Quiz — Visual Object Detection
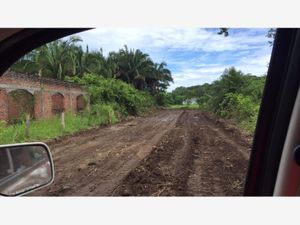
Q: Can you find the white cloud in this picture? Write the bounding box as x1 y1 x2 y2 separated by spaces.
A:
168 56 270 91
73 28 272 91
169 66 227 91
79 28 269 54
240 54 271 67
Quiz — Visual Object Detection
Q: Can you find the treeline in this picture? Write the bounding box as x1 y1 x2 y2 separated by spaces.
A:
2 35 165 143
166 67 266 133
9 35 266 133
9 35 174 120
10 36 173 98
166 85 203 105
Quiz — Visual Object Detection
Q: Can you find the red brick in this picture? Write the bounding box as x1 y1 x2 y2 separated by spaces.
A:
0 72 88 122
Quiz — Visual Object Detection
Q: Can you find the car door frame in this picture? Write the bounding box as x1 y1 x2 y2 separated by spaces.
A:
244 28 300 196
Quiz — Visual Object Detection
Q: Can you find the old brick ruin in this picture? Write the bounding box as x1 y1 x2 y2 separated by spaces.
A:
0 72 88 123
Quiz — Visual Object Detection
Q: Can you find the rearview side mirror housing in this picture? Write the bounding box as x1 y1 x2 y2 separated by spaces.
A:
0 142 54 196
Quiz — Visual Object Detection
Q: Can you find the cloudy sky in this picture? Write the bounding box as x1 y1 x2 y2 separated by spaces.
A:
76 28 273 91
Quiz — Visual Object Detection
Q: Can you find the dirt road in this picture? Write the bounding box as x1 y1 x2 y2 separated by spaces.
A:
33 110 251 196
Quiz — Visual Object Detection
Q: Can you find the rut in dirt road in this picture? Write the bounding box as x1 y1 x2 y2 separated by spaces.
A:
33 110 182 196
33 109 251 196
114 110 251 196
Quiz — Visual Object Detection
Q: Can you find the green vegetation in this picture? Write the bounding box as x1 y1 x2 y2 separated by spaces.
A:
167 104 199 110
11 36 173 109
167 67 266 133
6 34 267 138
0 109 118 145
0 74 156 145
165 86 201 106
66 73 155 116
10 38 173 98
3 36 172 144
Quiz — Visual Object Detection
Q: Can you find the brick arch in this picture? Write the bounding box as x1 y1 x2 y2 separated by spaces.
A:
76 94 86 112
51 92 64 115
8 89 35 123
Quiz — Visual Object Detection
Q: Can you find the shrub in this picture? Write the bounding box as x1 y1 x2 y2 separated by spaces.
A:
90 104 118 124
217 93 259 133
66 73 155 116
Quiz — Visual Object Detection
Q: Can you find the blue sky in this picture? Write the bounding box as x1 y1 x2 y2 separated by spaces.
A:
76 28 272 91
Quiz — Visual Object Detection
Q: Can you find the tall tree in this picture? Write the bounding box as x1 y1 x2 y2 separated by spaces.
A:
10 37 173 95
11 36 82 80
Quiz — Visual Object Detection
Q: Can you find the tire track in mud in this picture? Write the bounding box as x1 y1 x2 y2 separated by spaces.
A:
114 110 251 196
32 109 251 196
32 110 182 196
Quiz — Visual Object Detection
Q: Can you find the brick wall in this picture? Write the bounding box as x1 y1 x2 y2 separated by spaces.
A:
76 95 86 111
0 89 8 122
7 89 35 123
0 72 88 122
51 93 64 114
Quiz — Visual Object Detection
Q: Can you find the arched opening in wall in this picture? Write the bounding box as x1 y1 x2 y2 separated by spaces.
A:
76 94 86 112
51 92 64 115
8 89 35 123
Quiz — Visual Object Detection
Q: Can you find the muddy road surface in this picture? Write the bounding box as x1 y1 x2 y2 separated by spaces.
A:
33 110 251 196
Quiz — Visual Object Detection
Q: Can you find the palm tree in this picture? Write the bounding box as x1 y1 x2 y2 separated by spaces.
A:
11 47 47 76
10 37 174 94
145 62 173 94
43 36 82 79
113 46 156 90
68 46 106 77
156 61 173 89
101 52 119 78
11 36 83 80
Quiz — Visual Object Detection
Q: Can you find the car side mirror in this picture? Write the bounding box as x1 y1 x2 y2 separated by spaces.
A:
0 142 54 196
